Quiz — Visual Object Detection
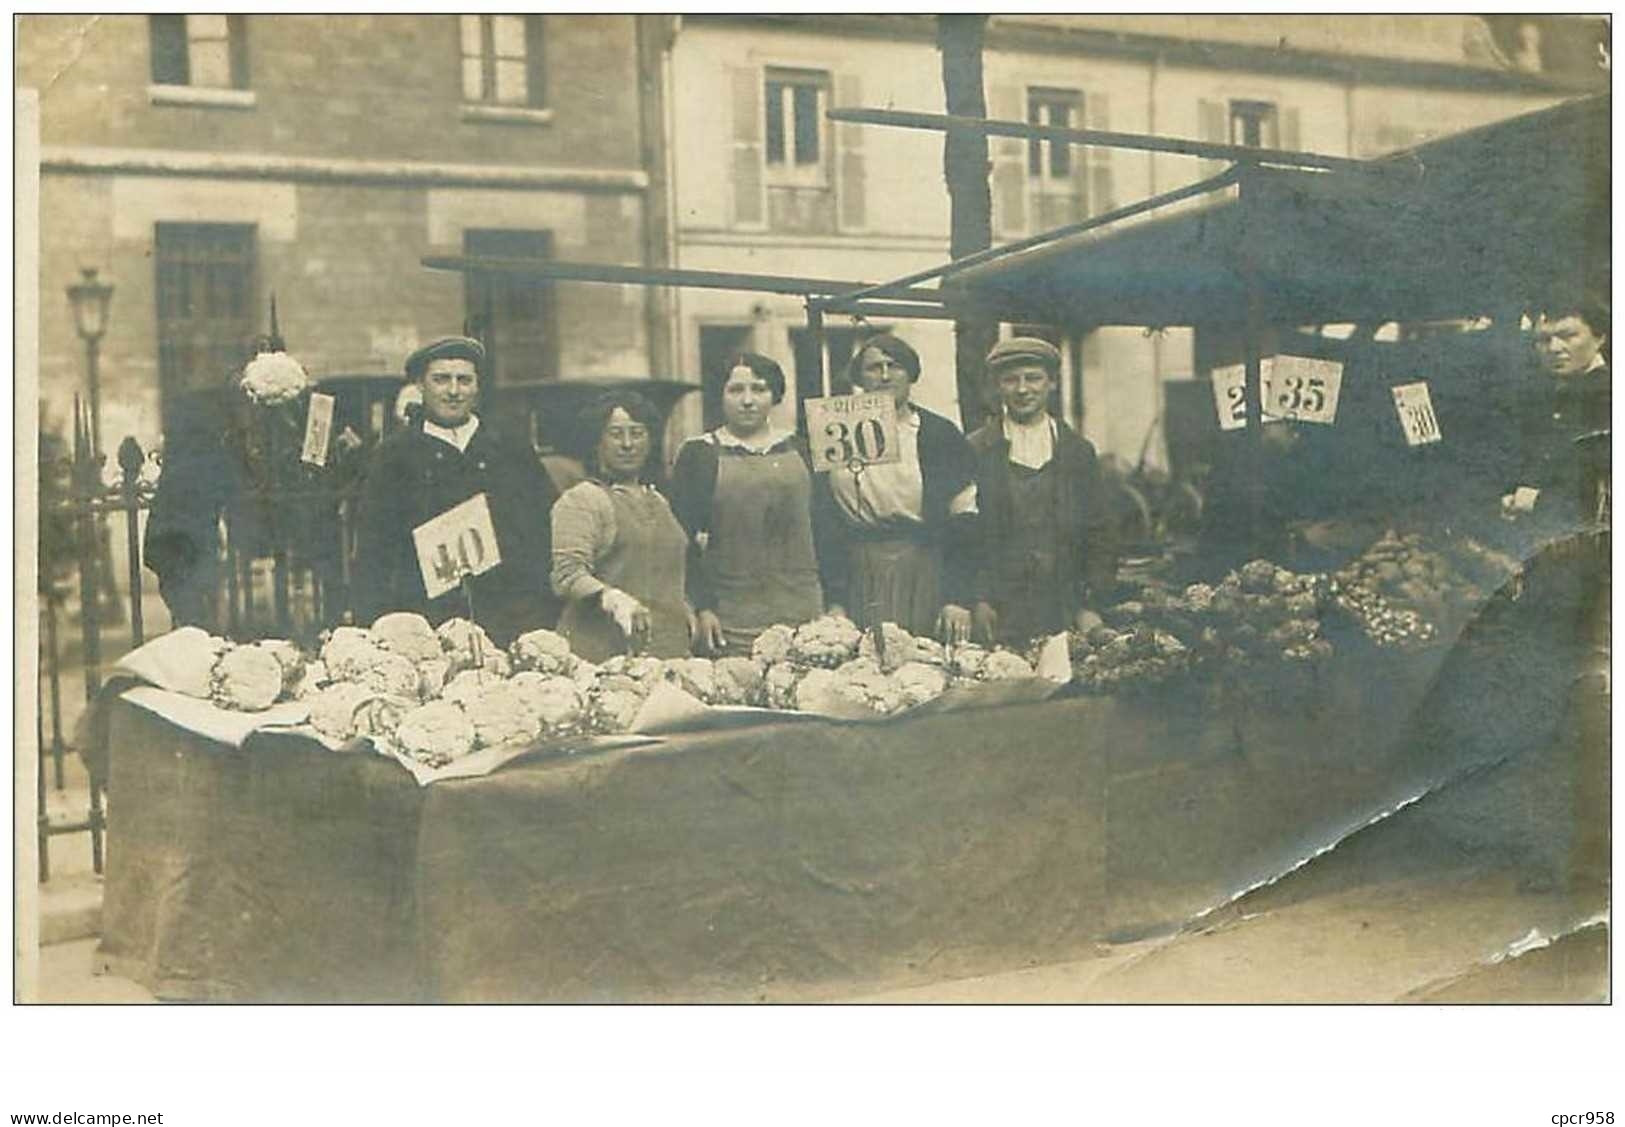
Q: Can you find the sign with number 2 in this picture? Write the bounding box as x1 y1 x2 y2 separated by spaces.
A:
1391 381 1442 446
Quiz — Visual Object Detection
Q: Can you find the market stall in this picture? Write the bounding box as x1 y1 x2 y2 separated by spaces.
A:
94 96 1606 1004
95 594 1519 1003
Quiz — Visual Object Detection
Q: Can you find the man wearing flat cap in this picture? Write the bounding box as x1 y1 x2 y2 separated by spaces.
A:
964 337 1118 646
352 336 560 644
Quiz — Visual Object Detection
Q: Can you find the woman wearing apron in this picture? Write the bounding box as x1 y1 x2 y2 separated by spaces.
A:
550 391 692 662
670 352 830 654
819 333 980 644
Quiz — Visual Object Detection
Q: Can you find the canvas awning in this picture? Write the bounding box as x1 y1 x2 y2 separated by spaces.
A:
945 94 1609 329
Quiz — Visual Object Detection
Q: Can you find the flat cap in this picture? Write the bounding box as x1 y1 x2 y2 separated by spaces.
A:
405 335 485 380
986 336 1062 373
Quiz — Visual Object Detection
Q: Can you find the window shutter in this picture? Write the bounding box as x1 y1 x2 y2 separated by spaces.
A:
1280 106 1301 153
989 83 1028 239
525 16 547 109
729 66 766 229
1198 98 1227 179
835 73 867 232
1084 91 1115 217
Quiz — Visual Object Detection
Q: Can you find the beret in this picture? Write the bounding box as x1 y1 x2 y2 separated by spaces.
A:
986 336 1062 373
405 336 485 380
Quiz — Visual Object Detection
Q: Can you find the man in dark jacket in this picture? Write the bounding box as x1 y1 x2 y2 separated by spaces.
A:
966 337 1118 646
352 336 559 646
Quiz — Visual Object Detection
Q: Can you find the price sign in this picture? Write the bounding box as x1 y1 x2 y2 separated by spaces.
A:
412 493 503 599
1267 356 1343 424
804 392 901 473
301 392 336 466
1211 364 1281 431
1391 381 1442 447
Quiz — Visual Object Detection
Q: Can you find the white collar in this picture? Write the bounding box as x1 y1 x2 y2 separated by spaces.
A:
1001 412 1056 470
423 415 480 452
711 425 793 453
1586 353 1608 374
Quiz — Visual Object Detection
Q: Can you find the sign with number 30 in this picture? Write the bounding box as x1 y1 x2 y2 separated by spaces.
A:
804 392 901 473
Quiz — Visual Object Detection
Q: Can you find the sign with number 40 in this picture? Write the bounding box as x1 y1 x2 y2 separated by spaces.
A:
412 493 503 599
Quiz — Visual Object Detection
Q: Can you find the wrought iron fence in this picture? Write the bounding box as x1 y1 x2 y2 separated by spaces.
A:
37 397 361 882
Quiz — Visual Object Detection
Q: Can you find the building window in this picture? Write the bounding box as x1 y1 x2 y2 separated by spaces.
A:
763 68 835 233
149 14 250 89
155 223 258 411
462 229 558 386
461 15 546 108
1229 100 1279 149
1027 87 1088 229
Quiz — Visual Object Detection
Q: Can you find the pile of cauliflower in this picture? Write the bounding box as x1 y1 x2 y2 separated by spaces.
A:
1070 559 1333 691
752 614 1032 718
1328 531 1512 649
304 617 589 768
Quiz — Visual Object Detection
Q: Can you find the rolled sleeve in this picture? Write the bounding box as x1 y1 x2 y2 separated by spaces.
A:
550 485 614 602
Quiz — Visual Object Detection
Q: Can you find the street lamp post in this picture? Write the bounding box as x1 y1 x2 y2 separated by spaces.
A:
66 267 114 453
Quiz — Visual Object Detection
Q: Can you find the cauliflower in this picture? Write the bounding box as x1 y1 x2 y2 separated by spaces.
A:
791 668 841 713
165 631 232 699
210 645 285 711
666 657 720 703
357 695 416 742
751 624 796 666
856 622 919 674
357 652 422 700
463 681 542 749
239 350 310 407
712 657 763 706
589 688 644 734
394 700 477 767
831 658 907 714
510 628 576 675
893 661 948 708
437 618 510 676
911 637 946 667
370 612 442 664
980 650 1036 681
946 643 988 681
441 668 508 708
1182 583 1217 614
252 639 307 696
416 657 453 701
308 682 377 742
1239 559 1279 594
510 672 585 734
762 662 802 709
790 614 862 668
320 627 390 682
289 658 330 701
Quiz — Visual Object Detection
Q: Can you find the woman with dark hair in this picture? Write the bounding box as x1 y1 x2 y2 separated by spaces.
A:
550 390 691 660
670 352 831 652
820 333 979 642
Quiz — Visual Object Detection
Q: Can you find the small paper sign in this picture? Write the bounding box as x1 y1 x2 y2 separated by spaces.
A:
412 493 502 599
1391 381 1443 446
804 392 901 473
1267 356 1343 424
301 392 336 466
1211 364 1281 431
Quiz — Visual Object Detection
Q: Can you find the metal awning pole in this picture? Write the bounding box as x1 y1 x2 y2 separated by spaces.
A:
807 301 829 398
827 107 1396 177
1238 167 1266 552
817 166 1241 314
